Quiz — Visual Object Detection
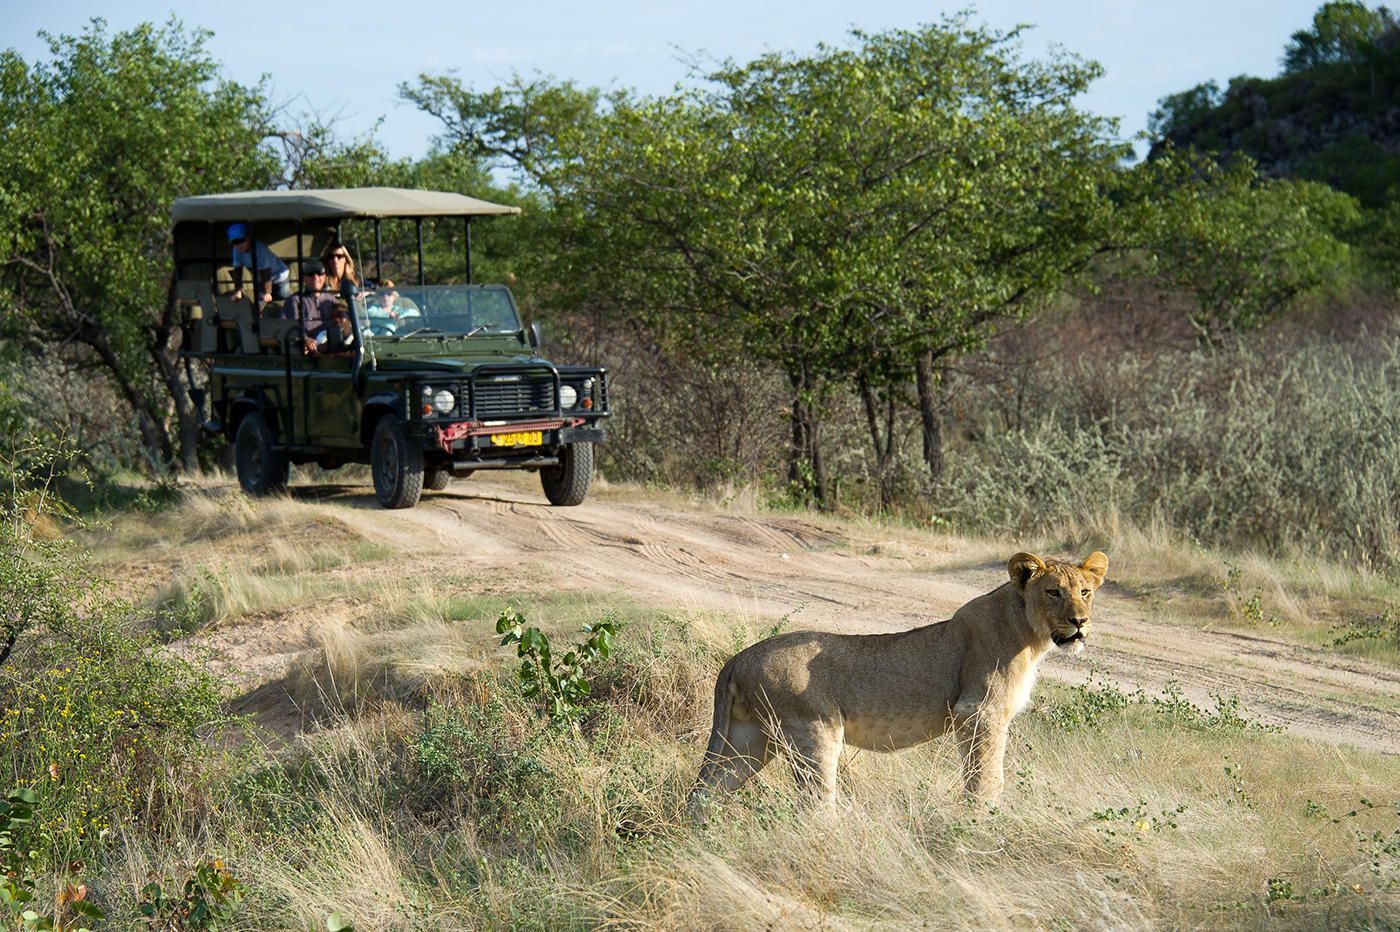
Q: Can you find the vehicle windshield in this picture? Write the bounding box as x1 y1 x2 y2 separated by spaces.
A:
356 283 521 339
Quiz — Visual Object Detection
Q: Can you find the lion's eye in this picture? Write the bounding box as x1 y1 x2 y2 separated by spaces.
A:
1046 588 1061 599
1082 589 1091 598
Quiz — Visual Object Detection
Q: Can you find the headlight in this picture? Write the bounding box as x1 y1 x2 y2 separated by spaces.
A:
559 385 578 409
420 385 457 416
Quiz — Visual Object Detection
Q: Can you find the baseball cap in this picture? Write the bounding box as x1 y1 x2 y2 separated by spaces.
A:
226 223 249 243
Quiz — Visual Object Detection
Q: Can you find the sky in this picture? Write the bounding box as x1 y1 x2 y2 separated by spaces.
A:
7 0 1326 162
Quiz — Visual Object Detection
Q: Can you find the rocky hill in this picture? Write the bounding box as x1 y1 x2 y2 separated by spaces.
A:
1149 26 1400 208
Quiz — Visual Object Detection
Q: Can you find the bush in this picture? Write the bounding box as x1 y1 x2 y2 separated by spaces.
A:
0 437 235 868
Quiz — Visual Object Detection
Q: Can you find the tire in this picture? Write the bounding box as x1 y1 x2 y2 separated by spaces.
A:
541 442 593 506
423 466 451 491
234 412 290 495
371 414 424 509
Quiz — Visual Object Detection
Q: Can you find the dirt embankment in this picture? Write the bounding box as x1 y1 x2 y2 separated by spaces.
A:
191 473 1400 755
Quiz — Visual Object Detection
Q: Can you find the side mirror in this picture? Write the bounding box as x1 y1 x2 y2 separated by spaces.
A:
528 321 542 350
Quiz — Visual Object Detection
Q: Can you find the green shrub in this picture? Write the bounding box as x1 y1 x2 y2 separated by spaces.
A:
1 436 236 867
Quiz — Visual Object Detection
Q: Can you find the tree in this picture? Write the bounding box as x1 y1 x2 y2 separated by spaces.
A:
1148 80 1223 141
0 19 278 473
1283 1 1397 73
1146 152 1359 343
408 19 1126 504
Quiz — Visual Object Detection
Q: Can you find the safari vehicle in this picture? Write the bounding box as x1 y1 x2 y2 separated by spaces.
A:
172 187 610 508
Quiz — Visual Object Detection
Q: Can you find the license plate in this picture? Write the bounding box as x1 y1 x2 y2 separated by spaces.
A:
490 430 543 447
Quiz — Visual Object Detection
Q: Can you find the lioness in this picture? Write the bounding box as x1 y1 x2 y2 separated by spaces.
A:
689 550 1107 813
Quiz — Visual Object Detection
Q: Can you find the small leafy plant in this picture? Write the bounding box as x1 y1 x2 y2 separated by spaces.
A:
138 859 245 930
495 608 621 726
0 787 104 931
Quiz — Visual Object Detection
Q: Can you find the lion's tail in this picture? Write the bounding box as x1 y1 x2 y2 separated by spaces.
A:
697 658 737 780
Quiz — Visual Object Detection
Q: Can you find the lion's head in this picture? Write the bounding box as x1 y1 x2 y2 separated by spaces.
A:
1008 551 1108 654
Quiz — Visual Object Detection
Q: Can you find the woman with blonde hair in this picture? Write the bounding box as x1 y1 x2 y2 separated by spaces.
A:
321 240 359 293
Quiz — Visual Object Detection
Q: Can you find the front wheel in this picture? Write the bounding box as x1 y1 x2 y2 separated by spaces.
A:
541 442 593 506
423 466 451 491
234 412 289 495
371 415 423 509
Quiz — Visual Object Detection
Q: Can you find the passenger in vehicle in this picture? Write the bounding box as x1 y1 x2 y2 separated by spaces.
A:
364 280 401 333
228 223 291 307
321 240 360 294
276 259 337 353
311 301 356 354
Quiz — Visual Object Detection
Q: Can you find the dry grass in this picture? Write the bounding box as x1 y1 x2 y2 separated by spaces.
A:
75 481 1400 928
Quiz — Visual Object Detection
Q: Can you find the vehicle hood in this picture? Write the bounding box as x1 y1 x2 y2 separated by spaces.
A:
369 354 546 374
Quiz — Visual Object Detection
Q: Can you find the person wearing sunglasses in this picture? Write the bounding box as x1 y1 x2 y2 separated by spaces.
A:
275 258 338 353
227 222 290 307
320 240 359 294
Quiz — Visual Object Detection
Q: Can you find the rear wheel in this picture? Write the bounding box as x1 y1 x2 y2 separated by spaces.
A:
423 466 451 491
541 442 593 506
234 412 289 495
371 415 423 509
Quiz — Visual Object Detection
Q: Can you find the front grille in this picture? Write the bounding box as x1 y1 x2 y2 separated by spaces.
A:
474 378 554 418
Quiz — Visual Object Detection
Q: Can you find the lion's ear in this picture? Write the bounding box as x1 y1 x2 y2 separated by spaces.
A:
1079 551 1108 588
1008 552 1046 590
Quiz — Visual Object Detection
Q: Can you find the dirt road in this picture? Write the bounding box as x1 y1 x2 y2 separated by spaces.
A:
308 471 1400 757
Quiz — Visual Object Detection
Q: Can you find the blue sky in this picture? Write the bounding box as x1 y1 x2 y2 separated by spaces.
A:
8 0 1325 161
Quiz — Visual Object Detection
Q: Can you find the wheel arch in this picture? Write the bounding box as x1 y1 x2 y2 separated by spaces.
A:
360 393 403 448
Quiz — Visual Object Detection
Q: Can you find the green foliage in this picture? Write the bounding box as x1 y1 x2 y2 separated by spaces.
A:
410 16 1126 502
1148 80 1222 139
1283 1 1397 73
406 695 559 836
494 608 620 726
1144 152 1359 343
0 19 278 472
1 438 234 867
138 859 245 930
1330 607 1400 648
0 787 105 931
1042 678 1280 734
1091 799 1188 837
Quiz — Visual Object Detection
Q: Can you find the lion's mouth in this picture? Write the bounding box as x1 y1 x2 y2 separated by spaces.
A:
1052 630 1085 647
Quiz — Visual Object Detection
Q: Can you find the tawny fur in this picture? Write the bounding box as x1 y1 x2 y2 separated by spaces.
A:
689 551 1108 815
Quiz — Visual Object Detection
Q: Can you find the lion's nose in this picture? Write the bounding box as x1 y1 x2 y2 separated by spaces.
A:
1069 616 1088 630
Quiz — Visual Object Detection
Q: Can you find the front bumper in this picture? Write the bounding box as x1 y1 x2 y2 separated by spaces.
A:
428 417 607 459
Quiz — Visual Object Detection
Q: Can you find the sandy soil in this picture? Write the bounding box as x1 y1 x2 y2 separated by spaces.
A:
181 471 1400 755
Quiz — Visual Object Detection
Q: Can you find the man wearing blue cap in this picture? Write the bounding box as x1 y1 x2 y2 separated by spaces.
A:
227 222 290 308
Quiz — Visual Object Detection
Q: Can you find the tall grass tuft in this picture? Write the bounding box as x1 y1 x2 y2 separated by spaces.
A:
935 337 1400 569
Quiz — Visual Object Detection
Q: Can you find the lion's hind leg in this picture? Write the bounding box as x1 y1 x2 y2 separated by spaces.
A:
687 718 773 822
779 720 843 808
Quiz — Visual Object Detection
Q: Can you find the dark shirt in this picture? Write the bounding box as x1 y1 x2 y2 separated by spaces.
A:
277 291 337 327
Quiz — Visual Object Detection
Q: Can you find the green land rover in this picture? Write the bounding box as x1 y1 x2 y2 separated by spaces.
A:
173 187 610 508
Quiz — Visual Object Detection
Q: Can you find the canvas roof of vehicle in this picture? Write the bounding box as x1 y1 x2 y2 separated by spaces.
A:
171 186 521 223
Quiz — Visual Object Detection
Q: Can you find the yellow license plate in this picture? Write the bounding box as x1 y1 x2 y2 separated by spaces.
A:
490 430 543 447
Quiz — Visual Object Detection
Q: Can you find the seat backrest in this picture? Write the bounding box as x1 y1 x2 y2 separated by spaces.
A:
215 295 260 354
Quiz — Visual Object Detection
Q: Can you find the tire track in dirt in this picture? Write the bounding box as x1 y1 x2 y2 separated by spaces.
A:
323 475 1399 756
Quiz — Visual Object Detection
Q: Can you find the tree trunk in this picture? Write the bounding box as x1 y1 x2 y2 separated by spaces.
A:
787 365 829 507
915 350 946 483
858 374 897 510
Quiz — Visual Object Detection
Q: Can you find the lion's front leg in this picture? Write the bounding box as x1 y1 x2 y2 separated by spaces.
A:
952 701 1010 800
